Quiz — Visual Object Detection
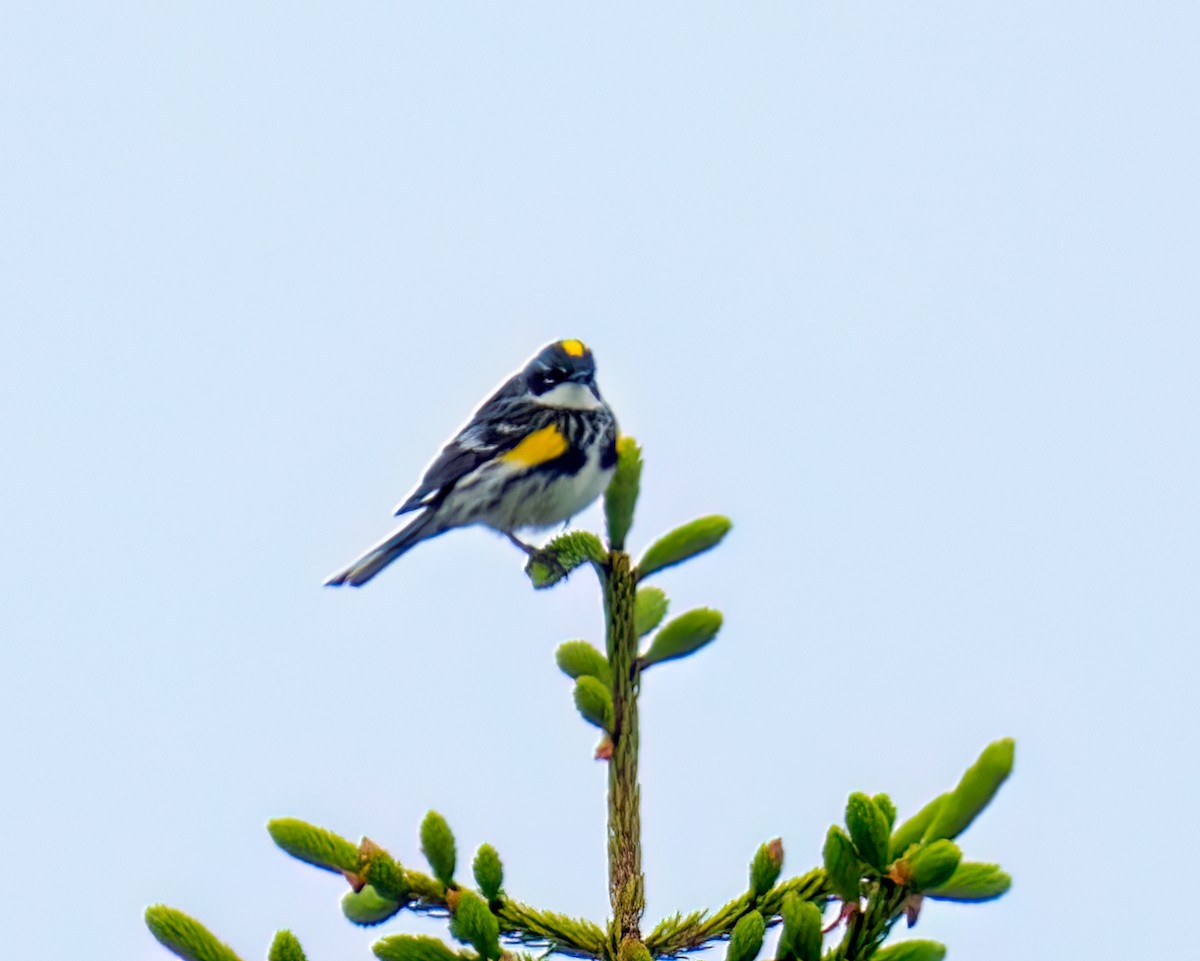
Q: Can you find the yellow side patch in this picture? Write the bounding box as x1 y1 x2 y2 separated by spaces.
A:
501 424 568 467
559 338 586 357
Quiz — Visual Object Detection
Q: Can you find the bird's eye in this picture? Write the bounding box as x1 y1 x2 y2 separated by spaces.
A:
542 371 562 387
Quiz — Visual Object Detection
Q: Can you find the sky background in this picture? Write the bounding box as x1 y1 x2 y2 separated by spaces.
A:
2 4 1197 960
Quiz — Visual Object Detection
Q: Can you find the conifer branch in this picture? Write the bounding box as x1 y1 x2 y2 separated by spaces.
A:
825 882 910 961
643 871 827 957
376 865 607 956
144 436 1012 961
498 902 608 957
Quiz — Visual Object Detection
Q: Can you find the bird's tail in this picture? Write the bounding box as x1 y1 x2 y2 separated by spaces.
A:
324 512 444 588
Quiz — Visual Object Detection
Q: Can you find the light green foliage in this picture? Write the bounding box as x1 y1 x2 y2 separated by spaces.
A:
449 890 502 960
634 586 669 636
637 515 731 578
845 793 890 871
555 640 611 685
872 793 897 833
420 811 457 886
619 940 653 961
605 436 642 550
374 935 464 961
726 910 766 961
361 847 407 903
926 861 1012 902
926 738 1014 841
872 940 947 961
268 931 308 961
145 906 242 961
573 675 614 731
777 894 822 961
145 437 1011 961
472 844 504 900
889 794 947 861
503 905 607 954
267 818 360 874
640 608 721 668
526 531 605 588
342 886 403 926
749 839 783 897
907 840 962 891
822 826 864 901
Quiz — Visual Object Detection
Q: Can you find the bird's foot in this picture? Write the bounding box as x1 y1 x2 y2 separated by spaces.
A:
509 533 570 587
505 532 538 556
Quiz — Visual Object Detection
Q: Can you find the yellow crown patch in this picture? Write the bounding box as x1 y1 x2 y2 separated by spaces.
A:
559 339 586 357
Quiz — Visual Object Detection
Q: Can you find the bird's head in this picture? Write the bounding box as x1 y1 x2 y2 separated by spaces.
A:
524 339 603 409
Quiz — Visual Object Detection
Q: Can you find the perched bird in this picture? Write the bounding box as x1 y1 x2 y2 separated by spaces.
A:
325 339 618 587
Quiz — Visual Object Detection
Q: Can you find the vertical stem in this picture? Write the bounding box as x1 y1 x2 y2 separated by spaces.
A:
605 551 644 948
830 885 906 961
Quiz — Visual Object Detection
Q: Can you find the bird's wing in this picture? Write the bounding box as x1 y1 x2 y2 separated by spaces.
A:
392 382 546 516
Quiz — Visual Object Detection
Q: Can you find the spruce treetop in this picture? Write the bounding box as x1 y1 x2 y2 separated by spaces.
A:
147 438 1013 961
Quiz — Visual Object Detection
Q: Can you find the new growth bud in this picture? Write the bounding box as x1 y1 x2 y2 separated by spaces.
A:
777 893 822 961
526 532 606 589
605 436 642 550
267 818 360 875
556 640 611 685
358 839 407 904
472 844 504 901
822 826 864 902
634 586 669 636
342 887 403 927
872 793 897 832
926 739 1014 842
638 515 732 578
269 930 308 961
906 840 963 891
640 608 722 668
144 906 243 961
726 910 766 961
846 793 891 871
889 794 946 862
573 676 615 732
448 890 501 960
925 861 1012 902
749 838 784 897
873 941 947 961
420 811 457 887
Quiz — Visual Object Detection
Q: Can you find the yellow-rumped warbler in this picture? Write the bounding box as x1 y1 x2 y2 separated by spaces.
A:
325 339 618 587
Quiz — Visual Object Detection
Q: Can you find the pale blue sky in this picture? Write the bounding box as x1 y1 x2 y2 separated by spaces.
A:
2 4 1197 960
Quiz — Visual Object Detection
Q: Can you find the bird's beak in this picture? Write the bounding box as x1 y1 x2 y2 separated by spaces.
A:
569 370 600 399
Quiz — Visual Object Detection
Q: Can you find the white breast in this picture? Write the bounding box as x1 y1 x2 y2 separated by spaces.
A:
526 439 614 527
